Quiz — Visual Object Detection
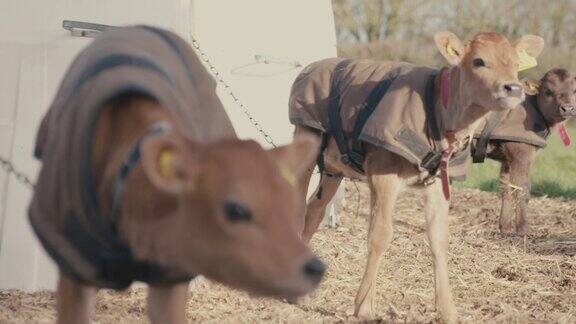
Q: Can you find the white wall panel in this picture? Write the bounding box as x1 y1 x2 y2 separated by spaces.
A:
0 0 338 291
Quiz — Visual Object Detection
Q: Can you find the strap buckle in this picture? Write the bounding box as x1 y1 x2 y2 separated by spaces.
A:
340 153 351 165
420 150 442 174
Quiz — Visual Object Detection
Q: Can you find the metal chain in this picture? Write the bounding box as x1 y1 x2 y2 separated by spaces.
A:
190 37 277 148
0 155 35 189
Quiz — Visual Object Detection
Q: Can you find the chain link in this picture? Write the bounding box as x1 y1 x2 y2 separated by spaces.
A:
190 37 277 148
0 155 35 189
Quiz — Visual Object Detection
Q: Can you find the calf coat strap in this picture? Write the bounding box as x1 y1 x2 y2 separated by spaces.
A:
349 67 404 172
326 60 403 174
529 95 551 138
419 72 443 174
327 59 355 169
472 110 506 163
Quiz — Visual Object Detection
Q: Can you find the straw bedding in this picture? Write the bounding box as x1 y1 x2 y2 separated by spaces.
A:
1 182 575 323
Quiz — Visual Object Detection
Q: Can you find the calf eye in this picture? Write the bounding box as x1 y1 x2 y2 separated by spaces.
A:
472 58 485 67
223 201 252 222
545 89 553 97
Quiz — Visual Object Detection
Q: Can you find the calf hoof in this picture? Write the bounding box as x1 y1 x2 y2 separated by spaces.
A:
286 297 300 305
516 225 528 236
286 291 316 305
354 303 376 320
516 220 528 236
436 298 458 324
499 222 515 235
438 307 458 324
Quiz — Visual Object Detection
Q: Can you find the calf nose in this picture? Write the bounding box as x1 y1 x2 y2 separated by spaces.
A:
560 104 576 116
302 257 326 284
503 83 523 98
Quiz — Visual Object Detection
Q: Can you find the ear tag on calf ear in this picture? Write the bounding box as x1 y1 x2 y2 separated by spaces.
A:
446 45 458 58
279 165 297 187
158 150 173 177
517 50 537 72
527 82 539 93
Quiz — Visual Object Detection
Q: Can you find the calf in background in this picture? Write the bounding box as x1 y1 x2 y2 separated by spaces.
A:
473 69 576 235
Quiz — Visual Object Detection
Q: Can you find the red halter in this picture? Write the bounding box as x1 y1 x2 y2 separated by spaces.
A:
439 69 454 200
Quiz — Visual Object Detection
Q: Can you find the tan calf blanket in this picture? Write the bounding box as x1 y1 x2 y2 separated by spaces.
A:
29 26 235 289
472 96 549 162
476 96 548 147
289 58 469 180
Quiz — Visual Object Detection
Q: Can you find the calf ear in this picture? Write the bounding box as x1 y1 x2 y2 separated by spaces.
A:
514 35 545 58
521 78 541 96
270 134 320 183
434 31 465 66
141 134 197 194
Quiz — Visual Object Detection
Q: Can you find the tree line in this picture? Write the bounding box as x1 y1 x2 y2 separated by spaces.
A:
333 0 576 79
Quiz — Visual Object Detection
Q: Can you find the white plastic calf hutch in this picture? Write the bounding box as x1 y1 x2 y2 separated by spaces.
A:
0 0 340 291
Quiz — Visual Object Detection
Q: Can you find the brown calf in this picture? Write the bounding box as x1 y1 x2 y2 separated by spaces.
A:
88 96 322 323
30 27 323 324
477 69 576 235
290 31 544 322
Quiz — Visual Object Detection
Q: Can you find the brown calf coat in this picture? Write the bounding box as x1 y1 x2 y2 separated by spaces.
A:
474 96 549 149
29 26 235 289
289 58 469 180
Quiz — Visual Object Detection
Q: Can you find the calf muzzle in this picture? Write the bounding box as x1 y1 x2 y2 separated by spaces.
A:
560 104 576 117
503 82 523 98
302 257 326 285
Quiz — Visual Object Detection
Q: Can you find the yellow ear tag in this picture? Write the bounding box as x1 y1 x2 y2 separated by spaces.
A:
279 166 297 187
446 45 458 57
158 150 173 177
517 50 537 72
527 82 539 93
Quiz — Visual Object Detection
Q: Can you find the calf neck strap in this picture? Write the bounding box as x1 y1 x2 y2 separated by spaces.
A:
440 68 451 110
439 68 456 200
60 122 180 289
109 121 171 226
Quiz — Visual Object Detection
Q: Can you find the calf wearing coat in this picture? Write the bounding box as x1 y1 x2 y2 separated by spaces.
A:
289 31 544 322
473 68 576 235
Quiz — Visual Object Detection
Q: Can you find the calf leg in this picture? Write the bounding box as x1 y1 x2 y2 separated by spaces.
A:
147 282 189 324
56 273 96 324
293 125 321 234
500 143 535 235
425 180 457 323
499 159 515 234
354 172 402 319
509 154 534 236
296 158 316 235
301 174 343 243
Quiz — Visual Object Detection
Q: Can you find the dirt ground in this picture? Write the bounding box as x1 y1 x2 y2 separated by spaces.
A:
1 182 575 323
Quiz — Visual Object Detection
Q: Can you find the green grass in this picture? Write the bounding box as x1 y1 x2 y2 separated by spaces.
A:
456 126 576 199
